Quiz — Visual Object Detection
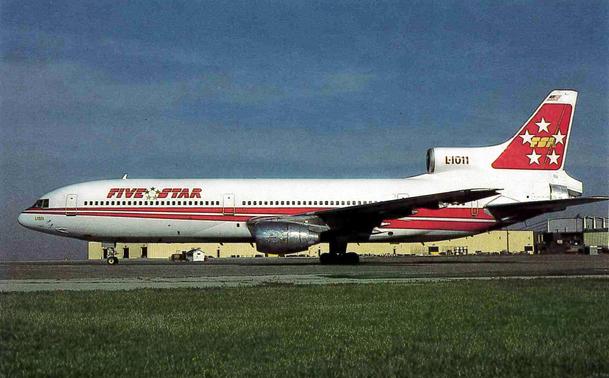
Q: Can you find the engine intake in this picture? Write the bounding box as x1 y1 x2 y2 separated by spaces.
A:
251 221 320 254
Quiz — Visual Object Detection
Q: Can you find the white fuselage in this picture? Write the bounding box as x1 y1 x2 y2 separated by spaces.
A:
17 89 589 253
17 168 582 245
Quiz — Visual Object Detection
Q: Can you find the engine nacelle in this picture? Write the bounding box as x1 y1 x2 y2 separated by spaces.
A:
251 221 320 254
426 146 500 173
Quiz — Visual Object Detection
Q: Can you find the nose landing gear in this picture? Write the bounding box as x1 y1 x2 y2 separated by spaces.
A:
104 246 119 265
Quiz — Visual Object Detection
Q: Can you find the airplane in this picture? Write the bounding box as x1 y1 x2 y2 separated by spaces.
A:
18 89 607 264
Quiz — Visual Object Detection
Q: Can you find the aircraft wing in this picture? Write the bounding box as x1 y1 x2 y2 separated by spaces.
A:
249 188 501 234
487 196 609 223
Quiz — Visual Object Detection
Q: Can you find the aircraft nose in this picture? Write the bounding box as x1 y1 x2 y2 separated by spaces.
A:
17 213 32 228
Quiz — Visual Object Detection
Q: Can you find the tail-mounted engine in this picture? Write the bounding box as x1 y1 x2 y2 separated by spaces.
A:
426 146 500 173
250 220 321 253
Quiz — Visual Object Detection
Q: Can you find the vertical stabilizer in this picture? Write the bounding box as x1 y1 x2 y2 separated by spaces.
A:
492 90 577 170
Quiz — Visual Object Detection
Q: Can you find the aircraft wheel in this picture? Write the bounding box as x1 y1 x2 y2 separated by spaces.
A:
107 256 119 265
320 253 332 264
345 252 360 264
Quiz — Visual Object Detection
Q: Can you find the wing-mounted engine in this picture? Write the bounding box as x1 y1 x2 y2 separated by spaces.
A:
247 219 325 253
426 146 501 173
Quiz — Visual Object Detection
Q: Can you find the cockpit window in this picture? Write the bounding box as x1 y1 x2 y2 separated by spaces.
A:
33 199 49 208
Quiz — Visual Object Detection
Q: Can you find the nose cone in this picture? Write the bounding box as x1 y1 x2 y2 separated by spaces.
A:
17 213 33 229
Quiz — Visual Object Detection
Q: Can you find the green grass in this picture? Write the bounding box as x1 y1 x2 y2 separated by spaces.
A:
2 280 609 377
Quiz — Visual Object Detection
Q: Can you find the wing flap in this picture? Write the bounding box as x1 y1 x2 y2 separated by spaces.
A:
312 188 500 230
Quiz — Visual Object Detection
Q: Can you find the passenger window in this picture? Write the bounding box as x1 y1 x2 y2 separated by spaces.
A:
264 201 268 205
95 201 99 206
314 201 317 205
280 201 284 205
189 201 192 206
324 201 328 205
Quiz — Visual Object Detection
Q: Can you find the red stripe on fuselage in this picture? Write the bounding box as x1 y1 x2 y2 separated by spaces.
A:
24 207 497 232
26 206 494 219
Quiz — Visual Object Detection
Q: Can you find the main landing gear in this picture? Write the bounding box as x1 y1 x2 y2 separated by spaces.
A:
319 240 360 265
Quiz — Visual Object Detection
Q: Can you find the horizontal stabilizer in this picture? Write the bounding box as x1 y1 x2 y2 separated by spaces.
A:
487 196 608 222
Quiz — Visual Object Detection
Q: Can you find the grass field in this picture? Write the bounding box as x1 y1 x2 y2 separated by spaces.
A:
2 279 609 377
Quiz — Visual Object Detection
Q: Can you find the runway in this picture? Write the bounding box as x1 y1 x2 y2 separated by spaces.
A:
2 255 609 291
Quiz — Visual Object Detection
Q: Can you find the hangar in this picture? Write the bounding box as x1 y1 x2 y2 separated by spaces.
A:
541 216 609 254
88 230 536 260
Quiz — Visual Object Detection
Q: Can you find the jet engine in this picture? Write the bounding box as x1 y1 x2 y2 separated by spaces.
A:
426 146 499 173
250 221 320 253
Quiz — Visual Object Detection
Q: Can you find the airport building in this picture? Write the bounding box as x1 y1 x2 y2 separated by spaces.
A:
540 216 609 254
88 230 535 260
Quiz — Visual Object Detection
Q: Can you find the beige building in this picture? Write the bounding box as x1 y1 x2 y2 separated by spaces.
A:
88 230 535 260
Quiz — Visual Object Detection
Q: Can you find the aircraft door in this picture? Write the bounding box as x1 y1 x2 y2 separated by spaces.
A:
470 200 479 217
223 193 235 215
65 194 78 216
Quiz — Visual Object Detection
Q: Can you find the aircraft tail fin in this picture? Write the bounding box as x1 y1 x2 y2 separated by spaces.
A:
491 90 577 171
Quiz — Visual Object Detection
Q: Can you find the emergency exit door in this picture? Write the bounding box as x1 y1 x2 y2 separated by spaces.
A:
223 193 235 215
65 194 78 216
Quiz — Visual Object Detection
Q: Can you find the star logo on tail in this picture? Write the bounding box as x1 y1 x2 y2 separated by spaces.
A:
526 150 541 165
535 118 551 133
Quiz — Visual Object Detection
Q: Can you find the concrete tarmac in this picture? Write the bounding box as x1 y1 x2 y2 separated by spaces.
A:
2 255 609 292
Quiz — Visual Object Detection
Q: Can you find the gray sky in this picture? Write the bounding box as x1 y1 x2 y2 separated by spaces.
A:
1 1 608 260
